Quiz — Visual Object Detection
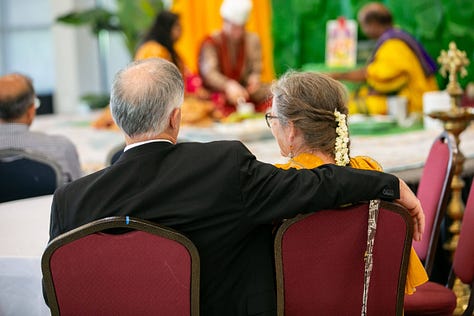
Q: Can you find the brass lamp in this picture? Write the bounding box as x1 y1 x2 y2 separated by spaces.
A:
428 41 473 315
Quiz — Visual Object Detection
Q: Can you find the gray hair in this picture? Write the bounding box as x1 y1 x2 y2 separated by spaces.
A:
110 58 184 138
271 71 350 158
0 73 35 121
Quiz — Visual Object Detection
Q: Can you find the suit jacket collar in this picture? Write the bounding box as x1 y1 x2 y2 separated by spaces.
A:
124 139 173 152
116 141 174 164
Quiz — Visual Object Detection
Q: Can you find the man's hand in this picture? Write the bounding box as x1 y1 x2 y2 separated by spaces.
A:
225 80 249 105
395 178 425 242
246 74 261 94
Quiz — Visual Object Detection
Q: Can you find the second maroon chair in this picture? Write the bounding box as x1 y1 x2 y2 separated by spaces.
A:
274 201 413 315
404 178 474 315
413 131 456 276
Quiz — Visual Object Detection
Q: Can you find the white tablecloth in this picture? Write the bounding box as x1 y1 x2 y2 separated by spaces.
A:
31 112 474 179
0 195 52 316
241 124 474 182
31 112 124 175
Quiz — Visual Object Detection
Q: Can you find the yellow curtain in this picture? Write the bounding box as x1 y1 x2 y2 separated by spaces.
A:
171 0 275 83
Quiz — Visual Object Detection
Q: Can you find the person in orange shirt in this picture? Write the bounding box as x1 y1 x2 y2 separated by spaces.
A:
135 11 184 71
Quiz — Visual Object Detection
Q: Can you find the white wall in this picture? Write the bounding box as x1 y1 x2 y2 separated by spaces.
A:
50 0 130 113
50 0 101 113
0 0 55 94
0 0 133 113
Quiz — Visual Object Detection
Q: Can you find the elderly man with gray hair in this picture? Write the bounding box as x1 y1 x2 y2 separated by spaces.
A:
47 58 424 315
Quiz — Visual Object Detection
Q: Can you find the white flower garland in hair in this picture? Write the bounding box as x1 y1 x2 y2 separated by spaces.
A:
334 109 350 166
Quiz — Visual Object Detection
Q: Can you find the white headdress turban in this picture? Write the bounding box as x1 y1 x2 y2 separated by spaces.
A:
220 0 253 25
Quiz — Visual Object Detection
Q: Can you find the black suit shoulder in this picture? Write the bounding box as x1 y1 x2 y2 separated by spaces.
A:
176 139 251 154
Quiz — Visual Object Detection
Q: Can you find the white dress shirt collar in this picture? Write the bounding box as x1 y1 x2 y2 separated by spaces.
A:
124 139 173 152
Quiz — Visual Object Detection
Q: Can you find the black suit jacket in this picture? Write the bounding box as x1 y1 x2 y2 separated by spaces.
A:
49 140 399 315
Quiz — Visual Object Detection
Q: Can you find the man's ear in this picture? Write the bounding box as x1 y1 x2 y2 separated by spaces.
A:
26 104 36 124
170 107 181 130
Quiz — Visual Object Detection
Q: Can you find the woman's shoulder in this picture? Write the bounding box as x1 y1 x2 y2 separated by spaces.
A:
274 153 325 170
349 156 383 171
134 41 171 61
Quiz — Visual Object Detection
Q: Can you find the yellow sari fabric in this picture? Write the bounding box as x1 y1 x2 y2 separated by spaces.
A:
134 41 173 61
275 153 428 295
348 38 438 115
367 39 438 114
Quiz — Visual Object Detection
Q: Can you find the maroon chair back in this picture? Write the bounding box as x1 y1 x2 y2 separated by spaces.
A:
414 131 456 276
42 216 200 316
274 201 413 316
404 179 474 316
452 180 474 315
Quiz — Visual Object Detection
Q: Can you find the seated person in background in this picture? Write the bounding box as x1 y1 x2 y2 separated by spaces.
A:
135 10 185 73
48 58 424 315
93 10 215 129
0 73 82 182
328 2 438 115
198 0 271 116
267 70 428 295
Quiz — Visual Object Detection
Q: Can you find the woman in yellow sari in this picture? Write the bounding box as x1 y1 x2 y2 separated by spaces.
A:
267 70 428 295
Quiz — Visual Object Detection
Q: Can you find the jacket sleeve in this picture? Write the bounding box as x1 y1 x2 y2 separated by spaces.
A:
48 188 65 242
235 143 399 224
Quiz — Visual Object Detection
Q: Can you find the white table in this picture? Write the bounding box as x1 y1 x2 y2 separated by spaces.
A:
31 112 124 175
31 112 474 181
0 195 52 316
239 123 474 183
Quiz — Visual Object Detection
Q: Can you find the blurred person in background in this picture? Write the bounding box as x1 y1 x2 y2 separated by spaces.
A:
0 73 82 182
135 10 185 72
328 2 438 115
198 0 271 116
93 10 210 129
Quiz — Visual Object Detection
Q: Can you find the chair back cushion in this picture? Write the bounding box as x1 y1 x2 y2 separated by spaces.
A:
0 149 62 202
453 180 474 284
274 201 412 316
42 217 199 316
403 281 457 315
413 132 455 269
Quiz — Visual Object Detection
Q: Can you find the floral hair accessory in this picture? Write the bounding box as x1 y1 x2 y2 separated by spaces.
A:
334 109 350 166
